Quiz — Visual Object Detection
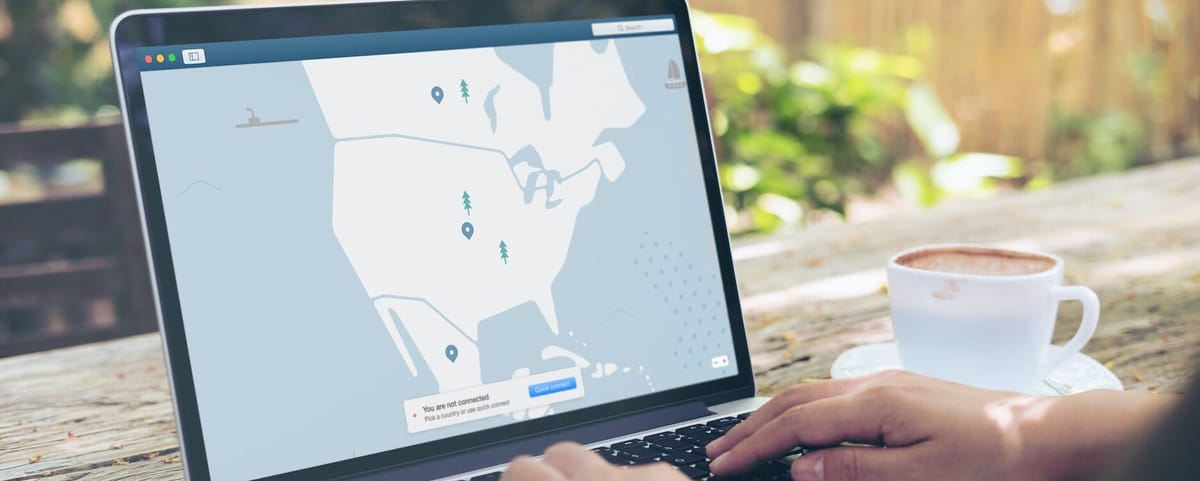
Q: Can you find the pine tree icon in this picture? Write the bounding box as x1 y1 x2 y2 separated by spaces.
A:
460 79 470 103
462 191 472 215
499 240 509 264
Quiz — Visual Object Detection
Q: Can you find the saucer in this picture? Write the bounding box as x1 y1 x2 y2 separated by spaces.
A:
830 343 1123 396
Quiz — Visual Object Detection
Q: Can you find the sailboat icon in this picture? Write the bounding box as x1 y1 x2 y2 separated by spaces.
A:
665 59 686 90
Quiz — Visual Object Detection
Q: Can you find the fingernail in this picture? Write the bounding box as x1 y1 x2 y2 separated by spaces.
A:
709 453 727 472
791 455 824 481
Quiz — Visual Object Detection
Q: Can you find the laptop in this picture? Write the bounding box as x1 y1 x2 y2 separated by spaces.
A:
111 1 786 479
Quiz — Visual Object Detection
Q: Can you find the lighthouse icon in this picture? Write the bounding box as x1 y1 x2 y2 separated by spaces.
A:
665 59 686 90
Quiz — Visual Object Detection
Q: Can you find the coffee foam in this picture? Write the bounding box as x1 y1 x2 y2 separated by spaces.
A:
896 247 1055 276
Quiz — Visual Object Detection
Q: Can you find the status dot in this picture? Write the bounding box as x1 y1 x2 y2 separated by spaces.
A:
143 54 152 63
168 53 176 62
156 54 164 63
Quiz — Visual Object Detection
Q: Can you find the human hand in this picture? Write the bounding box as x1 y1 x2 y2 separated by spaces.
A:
501 442 689 481
706 370 1172 481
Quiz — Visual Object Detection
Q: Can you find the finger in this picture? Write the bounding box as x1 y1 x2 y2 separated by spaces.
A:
790 447 915 481
541 442 611 479
501 456 567 481
710 396 890 475
624 462 691 481
708 377 867 457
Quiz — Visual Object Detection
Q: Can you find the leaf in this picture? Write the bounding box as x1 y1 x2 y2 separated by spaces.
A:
893 160 940 207
905 83 960 159
721 164 761 192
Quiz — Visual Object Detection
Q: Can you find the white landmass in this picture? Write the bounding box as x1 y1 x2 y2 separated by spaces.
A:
303 40 645 393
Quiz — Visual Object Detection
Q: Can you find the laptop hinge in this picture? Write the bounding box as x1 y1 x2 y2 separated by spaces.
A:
349 400 712 480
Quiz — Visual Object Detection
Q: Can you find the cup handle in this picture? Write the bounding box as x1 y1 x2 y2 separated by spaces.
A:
1037 285 1100 382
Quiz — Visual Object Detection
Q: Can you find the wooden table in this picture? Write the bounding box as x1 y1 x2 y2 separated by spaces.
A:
3 159 1199 481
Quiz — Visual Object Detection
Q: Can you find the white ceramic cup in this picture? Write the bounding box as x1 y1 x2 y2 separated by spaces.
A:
886 244 1099 393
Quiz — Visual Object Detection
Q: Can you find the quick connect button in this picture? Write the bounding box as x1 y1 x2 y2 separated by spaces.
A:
528 377 577 398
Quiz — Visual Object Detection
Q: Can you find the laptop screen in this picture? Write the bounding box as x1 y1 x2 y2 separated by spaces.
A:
137 14 738 480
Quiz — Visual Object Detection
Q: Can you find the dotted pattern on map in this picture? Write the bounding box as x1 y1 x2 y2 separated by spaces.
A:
634 231 731 378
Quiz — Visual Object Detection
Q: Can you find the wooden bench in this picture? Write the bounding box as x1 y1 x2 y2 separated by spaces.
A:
0 122 156 356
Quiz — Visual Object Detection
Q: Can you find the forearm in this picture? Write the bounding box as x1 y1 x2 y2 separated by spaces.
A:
1017 390 1177 481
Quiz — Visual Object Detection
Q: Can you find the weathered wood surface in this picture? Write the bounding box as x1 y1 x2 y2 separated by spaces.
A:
2 159 1198 481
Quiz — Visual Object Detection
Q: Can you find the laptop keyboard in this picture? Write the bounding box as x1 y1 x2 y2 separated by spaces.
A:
462 412 804 481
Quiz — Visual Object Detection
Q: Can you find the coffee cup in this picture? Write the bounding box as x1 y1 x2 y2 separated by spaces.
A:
886 244 1099 393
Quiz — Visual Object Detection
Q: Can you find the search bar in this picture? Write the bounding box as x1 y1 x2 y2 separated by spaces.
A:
592 18 676 37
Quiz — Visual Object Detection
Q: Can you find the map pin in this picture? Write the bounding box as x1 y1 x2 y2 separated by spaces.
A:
431 86 444 104
461 221 474 240
445 344 458 363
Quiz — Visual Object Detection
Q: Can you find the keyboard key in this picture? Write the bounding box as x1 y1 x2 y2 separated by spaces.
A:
665 451 705 466
737 412 753 420
469 472 502 481
675 463 709 479
706 417 740 428
614 439 644 449
644 431 676 442
617 444 666 461
594 448 636 465
649 438 696 453
683 431 722 446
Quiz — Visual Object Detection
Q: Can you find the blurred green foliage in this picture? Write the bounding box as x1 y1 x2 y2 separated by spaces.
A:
693 12 1147 234
696 12 957 232
0 0 222 124
1048 109 1143 179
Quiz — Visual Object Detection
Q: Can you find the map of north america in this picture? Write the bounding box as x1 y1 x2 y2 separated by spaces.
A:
302 40 646 394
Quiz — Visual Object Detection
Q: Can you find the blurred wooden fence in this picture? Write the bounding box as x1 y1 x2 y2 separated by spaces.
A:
691 0 1200 163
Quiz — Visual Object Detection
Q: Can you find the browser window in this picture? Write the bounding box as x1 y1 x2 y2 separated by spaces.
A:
138 16 738 480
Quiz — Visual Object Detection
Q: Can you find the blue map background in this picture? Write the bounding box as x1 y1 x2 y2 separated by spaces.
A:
141 34 737 480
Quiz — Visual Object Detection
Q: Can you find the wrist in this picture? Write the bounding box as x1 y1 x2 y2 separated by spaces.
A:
1014 390 1174 481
